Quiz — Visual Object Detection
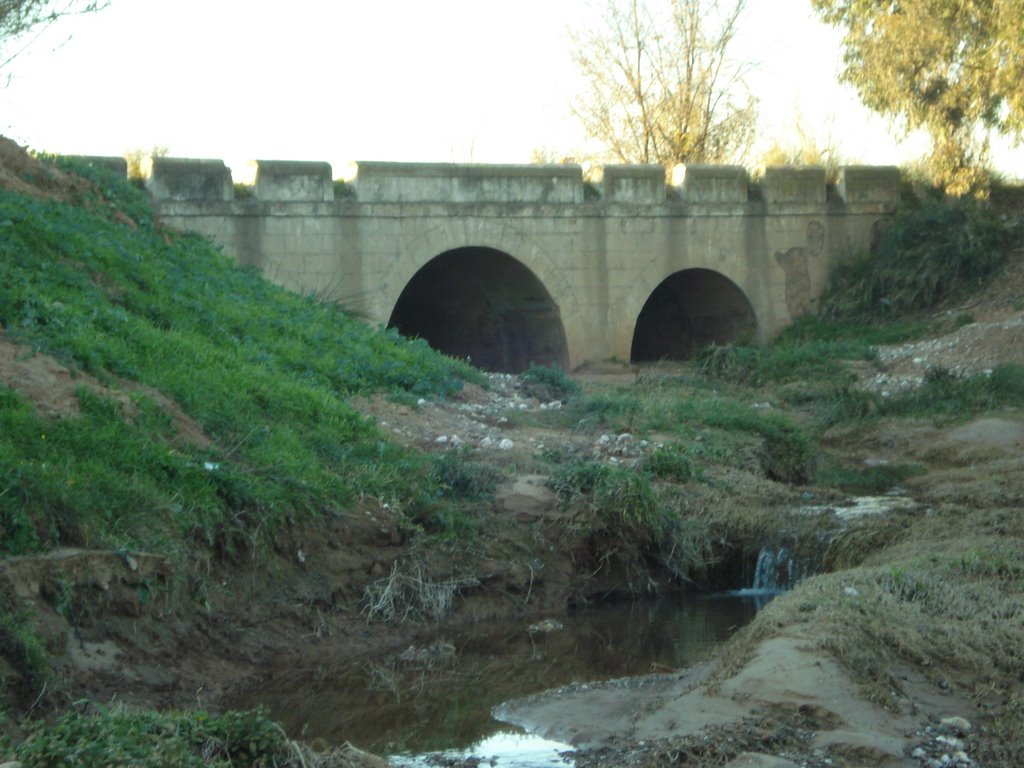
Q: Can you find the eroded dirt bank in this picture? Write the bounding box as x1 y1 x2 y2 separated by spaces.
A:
4 341 1024 766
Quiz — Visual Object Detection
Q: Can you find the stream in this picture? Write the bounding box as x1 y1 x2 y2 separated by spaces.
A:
230 590 775 765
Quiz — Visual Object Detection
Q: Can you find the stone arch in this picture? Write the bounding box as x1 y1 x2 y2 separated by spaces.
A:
387 246 570 373
630 268 758 362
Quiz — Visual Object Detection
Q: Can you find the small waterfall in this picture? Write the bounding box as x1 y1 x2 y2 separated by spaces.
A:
751 547 806 593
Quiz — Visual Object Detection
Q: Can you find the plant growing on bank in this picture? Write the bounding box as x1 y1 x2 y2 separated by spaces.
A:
0 156 482 559
9 705 315 767
551 461 667 540
0 607 47 704
520 363 580 402
820 198 1012 320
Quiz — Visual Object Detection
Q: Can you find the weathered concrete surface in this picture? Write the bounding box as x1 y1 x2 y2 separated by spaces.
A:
129 159 898 371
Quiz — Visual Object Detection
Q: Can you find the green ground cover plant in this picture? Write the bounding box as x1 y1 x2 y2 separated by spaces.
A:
10 705 292 767
0 160 481 559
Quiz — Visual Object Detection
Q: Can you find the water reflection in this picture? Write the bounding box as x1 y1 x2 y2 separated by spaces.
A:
390 731 574 768
227 593 759 755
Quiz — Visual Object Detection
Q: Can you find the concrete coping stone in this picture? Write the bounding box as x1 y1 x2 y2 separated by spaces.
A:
602 164 666 203
148 158 233 202
680 165 750 204
763 166 827 205
255 160 334 202
839 166 901 204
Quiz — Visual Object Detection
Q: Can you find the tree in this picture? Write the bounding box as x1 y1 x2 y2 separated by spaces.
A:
1 0 107 69
571 0 757 171
810 0 1024 195
758 111 845 183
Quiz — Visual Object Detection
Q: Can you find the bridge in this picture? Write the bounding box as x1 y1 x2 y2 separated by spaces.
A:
103 158 899 372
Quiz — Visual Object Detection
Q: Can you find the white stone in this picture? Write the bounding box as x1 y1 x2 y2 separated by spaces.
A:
498 438 514 450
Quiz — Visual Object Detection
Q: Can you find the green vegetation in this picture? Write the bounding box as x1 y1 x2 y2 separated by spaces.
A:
0 159 480 559
551 461 665 540
520 362 580 402
8 706 305 768
0 606 47 702
820 198 1011 319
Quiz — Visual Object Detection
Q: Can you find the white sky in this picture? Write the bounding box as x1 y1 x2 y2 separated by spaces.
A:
1 0 1021 181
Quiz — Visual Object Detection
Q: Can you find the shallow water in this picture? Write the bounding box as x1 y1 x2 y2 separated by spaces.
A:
229 593 762 758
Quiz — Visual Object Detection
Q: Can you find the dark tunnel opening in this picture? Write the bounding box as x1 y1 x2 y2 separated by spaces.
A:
388 247 570 373
630 268 758 362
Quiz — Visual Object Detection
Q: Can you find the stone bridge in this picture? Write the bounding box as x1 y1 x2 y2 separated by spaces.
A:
113 158 898 372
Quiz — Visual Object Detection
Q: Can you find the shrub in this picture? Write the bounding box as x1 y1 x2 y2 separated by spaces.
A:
550 462 668 539
0 609 47 697
430 449 503 501
520 363 580 402
821 198 1011 320
759 425 816 484
15 706 290 768
641 444 701 483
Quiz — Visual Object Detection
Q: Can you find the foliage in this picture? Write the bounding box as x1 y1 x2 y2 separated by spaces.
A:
0 607 47 696
13 705 291 767
429 449 503 502
520 363 580 402
819 198 1011 320
550 461 670 540
641 443 701 482
571 0 757 169
363 562 475 624
122 146 168 182
818 365 1024 426
0 158 479 558
814 459 926 495
810 0 1024 195
0 0 107 69
756 113 844 183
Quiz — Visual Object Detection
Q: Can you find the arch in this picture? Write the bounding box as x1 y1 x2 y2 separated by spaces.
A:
388 246 570 373
630 268 758 362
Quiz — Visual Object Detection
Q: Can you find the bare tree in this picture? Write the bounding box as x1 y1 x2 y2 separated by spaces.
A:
572 0 757 170
1 0 107 69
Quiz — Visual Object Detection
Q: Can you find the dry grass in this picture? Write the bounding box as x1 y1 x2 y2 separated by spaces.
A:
711 501 1024 760
362 561 479 624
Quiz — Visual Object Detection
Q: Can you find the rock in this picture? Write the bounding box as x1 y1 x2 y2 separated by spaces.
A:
435 435 449 445
527 618 564 634
939 716 973 735
936 735 965 751
498 438 514 450
725 753 800 768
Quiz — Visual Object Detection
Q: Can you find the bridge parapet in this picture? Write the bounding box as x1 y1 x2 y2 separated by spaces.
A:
353 161 584 204
255 160 333 202
76 155 901 212
763 166 828 205
602 165 666 203
838 166 901 205
678 165 749 204
148 158 233 201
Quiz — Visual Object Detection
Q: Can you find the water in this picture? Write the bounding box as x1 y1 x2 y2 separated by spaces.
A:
227 593 761 759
